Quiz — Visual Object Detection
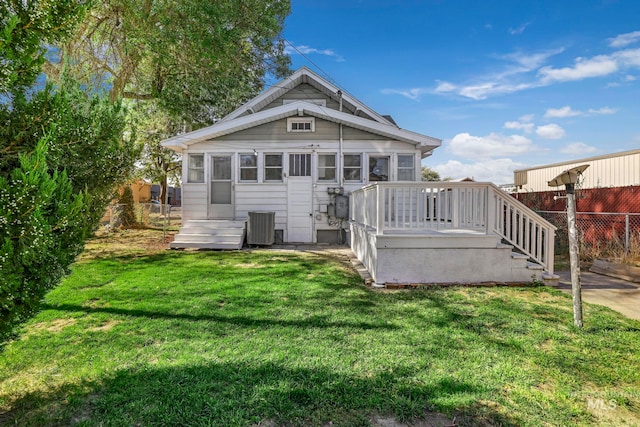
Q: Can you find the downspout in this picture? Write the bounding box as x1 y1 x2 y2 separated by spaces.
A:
338 90 343 185
337 90 345 244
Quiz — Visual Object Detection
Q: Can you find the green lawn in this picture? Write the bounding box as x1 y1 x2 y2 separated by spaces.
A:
1 230 639 426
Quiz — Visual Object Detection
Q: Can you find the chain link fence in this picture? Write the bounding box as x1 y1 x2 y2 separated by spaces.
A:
539 211 640 261
101 203 182 232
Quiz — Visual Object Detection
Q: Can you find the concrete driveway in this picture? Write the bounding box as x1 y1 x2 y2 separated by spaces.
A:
555 270 640 320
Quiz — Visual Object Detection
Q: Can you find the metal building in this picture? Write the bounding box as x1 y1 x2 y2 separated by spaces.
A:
514 149 640 193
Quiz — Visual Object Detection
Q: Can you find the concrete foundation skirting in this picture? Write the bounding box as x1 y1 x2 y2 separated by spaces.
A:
350 222 540 285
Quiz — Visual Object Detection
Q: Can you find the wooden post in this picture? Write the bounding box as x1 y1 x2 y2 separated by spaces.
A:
376 184 385 233
566 183 583 328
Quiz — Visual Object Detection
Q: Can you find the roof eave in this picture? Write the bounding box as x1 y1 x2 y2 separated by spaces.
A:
160 101 441 153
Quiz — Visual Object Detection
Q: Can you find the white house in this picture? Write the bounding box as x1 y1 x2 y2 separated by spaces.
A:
162 67 440 246
162 67 557 285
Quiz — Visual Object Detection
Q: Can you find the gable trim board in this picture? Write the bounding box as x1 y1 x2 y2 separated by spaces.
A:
220 67 396 126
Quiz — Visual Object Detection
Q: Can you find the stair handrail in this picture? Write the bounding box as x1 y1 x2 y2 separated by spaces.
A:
489 184 556 274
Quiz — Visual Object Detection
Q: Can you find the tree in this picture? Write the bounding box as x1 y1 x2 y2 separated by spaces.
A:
50 0 292 196
50 0 291 125
0 1 138 341
0 0 88 97
421 166 441 182
129 100 182 203
117 186 138 228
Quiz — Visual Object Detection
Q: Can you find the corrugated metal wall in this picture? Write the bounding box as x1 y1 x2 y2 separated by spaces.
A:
515 150 640 192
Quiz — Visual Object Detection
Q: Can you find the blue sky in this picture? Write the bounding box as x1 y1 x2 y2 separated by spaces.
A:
281 0 640 184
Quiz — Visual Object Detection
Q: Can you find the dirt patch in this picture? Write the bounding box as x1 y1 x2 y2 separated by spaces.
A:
30 318 77 333
369 414 458 426
80 229 176 260
88 320 121 332
255 413 484 427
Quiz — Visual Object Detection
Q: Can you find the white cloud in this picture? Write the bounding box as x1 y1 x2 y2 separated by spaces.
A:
448 132 533 160
587 107 617 115
608 30 640 48
380 87 430 100
538 55 618 83
536 123 566 139
613 48 640 67
432 158 525 184
544 106 581 118
560 142 598 155
284 44 344 62
434 81 457 93
544 105 618 118
508 22 531 36
458 82 539 100
504 120 534 133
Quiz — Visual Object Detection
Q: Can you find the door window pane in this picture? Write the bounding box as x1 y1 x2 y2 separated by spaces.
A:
212 156 231 180
289 154 311 177
210 182 231 204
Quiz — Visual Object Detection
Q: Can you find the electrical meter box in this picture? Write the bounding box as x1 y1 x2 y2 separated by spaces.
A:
335 195 349 219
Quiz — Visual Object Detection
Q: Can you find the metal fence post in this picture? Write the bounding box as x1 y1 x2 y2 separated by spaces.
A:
626 213 630 253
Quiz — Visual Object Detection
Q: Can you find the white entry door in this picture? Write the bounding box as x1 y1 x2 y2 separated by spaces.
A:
208 154 234 219
287 154 313 242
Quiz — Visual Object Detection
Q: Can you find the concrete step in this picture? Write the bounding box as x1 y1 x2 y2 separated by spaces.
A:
526 261 544 271
182 220 246 229
170 219 246 250
177 227 245 236
170 241 243 250
172 234 244 243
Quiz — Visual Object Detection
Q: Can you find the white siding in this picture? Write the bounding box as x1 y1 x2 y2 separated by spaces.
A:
515 150 640 192
181 137 422 241
181 184 207 221
235 184 288 232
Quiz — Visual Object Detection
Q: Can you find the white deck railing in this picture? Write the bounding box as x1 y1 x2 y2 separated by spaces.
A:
350 182 556 273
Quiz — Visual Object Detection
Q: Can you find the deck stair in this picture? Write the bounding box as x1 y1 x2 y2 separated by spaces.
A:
349 182 559 285
170 220 246 250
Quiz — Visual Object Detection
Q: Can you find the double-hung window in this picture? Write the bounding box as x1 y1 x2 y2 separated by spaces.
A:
369 155 390 182
264 154 283 181
239 154 258 182
343 154 362 182
397 154 415 181
318 154 337 181
187 154 204 183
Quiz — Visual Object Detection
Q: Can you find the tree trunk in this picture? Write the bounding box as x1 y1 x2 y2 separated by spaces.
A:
161 174 168 205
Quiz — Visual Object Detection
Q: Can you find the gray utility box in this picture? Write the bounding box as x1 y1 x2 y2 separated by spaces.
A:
247 211 275 245
335 195 349 219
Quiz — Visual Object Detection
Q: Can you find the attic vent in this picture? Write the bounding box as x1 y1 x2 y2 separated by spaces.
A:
287 117 315 133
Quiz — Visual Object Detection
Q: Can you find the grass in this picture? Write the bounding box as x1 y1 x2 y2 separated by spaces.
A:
1 229 639 426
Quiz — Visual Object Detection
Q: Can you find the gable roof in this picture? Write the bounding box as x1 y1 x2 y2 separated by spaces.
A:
220 66 396 126
161 67 441 158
